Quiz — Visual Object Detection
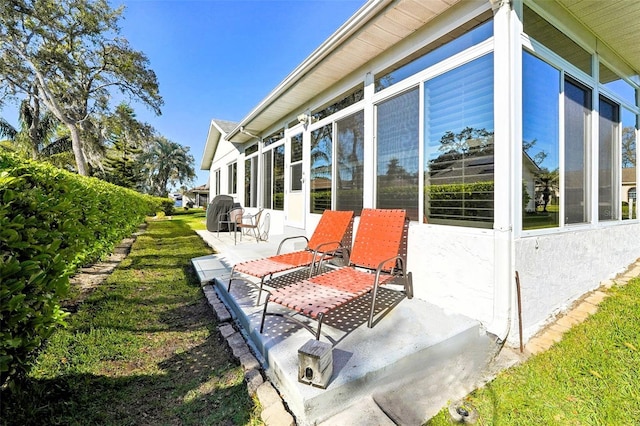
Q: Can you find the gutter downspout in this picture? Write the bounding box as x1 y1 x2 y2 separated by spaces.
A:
486 0 518 345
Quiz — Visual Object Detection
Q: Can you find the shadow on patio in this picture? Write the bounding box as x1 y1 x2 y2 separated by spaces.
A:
192 227 500 425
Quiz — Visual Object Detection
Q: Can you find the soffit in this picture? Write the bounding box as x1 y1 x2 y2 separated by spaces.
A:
228 0 462 142
556 0 640 75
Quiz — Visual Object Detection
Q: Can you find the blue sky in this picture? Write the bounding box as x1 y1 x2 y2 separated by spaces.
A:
1 0 365 188
119 0 365 187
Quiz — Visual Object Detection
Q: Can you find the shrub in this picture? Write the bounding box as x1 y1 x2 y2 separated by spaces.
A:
0 152 165 386
160 198 175 215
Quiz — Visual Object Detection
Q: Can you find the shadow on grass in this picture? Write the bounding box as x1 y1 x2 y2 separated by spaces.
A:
1 334 254 426
1 217 258 426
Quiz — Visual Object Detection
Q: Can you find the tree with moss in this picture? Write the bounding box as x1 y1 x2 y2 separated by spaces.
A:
0 0 163 175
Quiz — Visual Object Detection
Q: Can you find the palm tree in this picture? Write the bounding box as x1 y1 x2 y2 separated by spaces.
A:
0 95 72 164
139 136 196 197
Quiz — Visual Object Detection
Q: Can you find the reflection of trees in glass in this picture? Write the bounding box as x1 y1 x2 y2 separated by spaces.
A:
273 145 285 210
336 111 364 214
427 127 494 224
622 126 636 168
523 137 559 213
312 88 363 122
310 124 332 213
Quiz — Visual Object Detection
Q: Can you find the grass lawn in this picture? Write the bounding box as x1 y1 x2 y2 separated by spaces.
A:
1 210 262 425
427 277 640 425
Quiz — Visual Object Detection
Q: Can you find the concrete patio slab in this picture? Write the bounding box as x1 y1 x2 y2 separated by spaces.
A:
192 229 499 424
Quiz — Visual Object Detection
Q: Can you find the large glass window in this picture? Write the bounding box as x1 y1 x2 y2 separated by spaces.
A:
376 88 419 220
262 151 272 207
598 97 619 221
622 109 637 220
523 5 591 75
336 111 364 215
600 63 637 106
312 86 364 122
273 145 284 210
290 133 303 192
214 169 220 196
564 78 592 225
245 156 258 207
375 18 493 92
310 124 332 213
227 162 237 194
522 52 560 230
262 145 285 210
424 54 494 227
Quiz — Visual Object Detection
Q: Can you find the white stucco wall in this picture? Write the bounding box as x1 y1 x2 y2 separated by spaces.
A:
514 222 640 342
408 224 496 326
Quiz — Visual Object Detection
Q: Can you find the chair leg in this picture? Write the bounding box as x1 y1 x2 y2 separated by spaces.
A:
260 294 271 333
228 267 236 292
316 313 324 340
368 278 381 328
405 272 413 299
256 276 265 306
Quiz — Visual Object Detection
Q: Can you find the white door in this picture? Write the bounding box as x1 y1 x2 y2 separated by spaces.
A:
285 130 305 229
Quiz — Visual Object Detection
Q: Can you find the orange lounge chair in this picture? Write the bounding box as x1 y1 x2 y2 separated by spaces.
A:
228 210 354 303
260 208 412 340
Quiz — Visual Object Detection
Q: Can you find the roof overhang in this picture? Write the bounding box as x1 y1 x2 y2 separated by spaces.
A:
226 0 640 144
200 119 237 170
227 0 468 143
555 0 640 78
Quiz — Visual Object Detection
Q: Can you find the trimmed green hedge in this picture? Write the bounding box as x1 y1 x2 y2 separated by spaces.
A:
0 152 168 385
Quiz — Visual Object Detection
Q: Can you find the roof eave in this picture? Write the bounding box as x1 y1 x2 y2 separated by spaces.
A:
226 0 393 143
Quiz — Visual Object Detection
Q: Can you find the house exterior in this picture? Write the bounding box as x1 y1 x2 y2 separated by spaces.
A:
183 184 209 208
200 0 640 347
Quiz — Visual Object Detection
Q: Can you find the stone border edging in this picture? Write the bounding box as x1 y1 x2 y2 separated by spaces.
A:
202 284 296 426
65 223 147 310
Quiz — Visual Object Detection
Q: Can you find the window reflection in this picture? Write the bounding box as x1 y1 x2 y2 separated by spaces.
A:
598 97 619 221
524 5 591 76
522 52 560 229
375 19 493 92
600 63 637 106
424 54 494 227
564 78 592 225
336 111 364 215
622 109 637 219
244 156 258 207
290 133 303 192
310 124 332 213
376 88 419 220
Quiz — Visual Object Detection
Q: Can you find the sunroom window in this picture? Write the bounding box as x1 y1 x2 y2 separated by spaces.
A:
310 124 332 213
262 144 284 210
375 17 493 92
622 109 637 220
227 162 237 194
290 133 303 192
523 5 591 76
245 155 258 207
564 77 592 225
522 52 560 230
424 54 494 227
376 88 419 221
214 169 221 196
598 96 619 221
336 110 364 215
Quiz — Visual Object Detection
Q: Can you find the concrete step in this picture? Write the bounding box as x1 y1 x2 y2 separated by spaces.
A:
192 254 498 425
318 396 395 425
